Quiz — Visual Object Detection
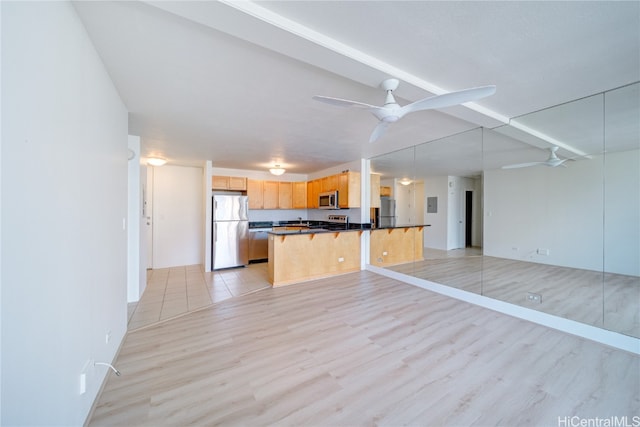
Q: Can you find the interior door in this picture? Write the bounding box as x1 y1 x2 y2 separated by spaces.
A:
145 167 153 269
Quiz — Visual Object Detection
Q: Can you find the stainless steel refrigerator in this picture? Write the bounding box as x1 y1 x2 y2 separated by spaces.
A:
379 197 396 227
212 195 249 270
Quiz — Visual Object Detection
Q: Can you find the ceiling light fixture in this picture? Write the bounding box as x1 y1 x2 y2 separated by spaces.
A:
269 165 286 176
399 179 412 186
147 157 167 167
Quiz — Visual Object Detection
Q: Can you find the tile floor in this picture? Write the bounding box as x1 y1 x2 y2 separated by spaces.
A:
127 262 270 330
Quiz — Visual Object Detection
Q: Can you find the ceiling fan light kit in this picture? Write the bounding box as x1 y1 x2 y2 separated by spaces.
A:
502 146 571 169
313 78 496 143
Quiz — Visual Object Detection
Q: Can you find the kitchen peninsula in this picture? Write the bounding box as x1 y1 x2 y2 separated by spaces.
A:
268 219 429 287
369 225 427 267
268 227 363 287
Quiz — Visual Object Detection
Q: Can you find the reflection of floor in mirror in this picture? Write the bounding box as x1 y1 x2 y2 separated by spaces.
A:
389 252 640 338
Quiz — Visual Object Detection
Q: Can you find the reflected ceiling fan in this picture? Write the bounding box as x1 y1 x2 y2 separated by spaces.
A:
502 146 570 169
313 78 497 143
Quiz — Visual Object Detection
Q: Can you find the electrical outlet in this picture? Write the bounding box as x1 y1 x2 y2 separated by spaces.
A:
537 248 549 256
338 257 344 262
105 330 112 344
527 292 542 303
383 251 388 256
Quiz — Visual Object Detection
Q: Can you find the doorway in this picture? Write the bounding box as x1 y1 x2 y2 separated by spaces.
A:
465 190 473 247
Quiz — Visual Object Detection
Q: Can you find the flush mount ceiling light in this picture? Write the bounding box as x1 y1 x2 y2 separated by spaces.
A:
269 165 286 176
399 179 412 186
147 157 167 167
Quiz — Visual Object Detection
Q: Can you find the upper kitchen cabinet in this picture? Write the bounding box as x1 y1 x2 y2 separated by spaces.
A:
248 179 307 210
307 179 320 208
263 181 279 209
212 175 247 191
293 181 307 209
371 174 381 208
380 186 392 197
338 172 360 208
321 174 339 193
247 179 264 209
278 182 293 209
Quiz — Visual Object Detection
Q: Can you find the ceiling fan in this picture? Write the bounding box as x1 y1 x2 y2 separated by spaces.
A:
312 78 496 143
502 146 570 169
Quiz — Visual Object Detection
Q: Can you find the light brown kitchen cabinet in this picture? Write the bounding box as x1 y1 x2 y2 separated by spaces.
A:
278 182 293 209
212 175 229 190
229 176 247 190
321 174 339 193
338 171 361 208
263 181 279 209
307 179 320 208
292 181 307 209
380 186 392 197
212 175 247 191
247 179 264 209
370 174 381 208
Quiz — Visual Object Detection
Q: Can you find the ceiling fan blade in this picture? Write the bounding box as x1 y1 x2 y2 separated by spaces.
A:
502 161 546 169
369 121 390 143
312 95 377 109
400 85 496 117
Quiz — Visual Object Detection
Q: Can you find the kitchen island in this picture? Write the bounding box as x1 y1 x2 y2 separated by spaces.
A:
268 228 363 287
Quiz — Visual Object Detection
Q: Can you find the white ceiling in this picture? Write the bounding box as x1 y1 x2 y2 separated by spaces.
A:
72 1 640 175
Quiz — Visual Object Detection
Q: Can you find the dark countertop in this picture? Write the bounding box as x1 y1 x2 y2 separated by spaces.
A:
252 220 430 233
371 224 431 230
252 220 372 232
268 227 365 236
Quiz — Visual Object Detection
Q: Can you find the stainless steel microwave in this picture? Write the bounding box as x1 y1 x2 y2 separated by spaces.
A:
319 190 339 209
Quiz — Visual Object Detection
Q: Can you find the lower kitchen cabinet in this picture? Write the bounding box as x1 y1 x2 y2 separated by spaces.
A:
248 228 270 261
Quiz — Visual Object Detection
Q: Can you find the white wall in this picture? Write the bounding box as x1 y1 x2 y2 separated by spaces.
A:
484 155 609 272
423 176 449 250
2 2 128 425
127 136 143 302
152 165 204 268
604 150 640 276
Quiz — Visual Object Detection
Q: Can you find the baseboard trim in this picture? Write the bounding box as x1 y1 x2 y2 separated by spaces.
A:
366 265 640 355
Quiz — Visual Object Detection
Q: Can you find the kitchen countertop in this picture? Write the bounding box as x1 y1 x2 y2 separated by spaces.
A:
254 221 430 234
252 220 372 233
372 224 431 230
268 227 366 236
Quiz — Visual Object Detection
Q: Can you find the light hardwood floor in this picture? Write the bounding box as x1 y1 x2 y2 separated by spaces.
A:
91 270 639 426
390 249 640 338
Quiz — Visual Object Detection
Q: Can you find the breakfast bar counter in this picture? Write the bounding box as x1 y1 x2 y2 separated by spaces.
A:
369 225 428 267
268 228 362 287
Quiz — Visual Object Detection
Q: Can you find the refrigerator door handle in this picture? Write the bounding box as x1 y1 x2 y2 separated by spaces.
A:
214 223 217 242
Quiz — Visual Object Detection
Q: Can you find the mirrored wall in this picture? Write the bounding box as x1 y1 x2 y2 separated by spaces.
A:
370 82 639 338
